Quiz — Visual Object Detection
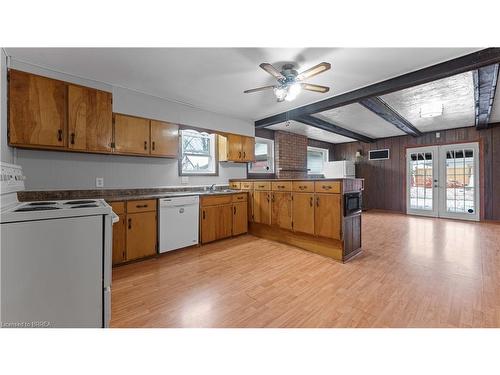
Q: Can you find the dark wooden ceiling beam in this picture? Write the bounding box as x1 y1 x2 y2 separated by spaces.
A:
295 115 374 143
359 97 422 137
473 63 499 130
255 48 500 128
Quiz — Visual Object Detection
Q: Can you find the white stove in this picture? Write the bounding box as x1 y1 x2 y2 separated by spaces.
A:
1 162 114 328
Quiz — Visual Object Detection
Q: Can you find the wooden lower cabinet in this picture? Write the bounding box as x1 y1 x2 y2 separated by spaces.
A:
110 199 157 265
232 201 248 235
253 191 271 225
292 193 315 235
126 211 157 261
314 193 341 240
271 192 292 230
112 214 126 265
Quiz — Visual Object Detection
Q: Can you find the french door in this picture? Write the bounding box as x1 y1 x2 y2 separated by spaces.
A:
406 142 479 221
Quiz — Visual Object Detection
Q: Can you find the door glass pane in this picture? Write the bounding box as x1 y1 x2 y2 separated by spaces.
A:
409 151 433 210
446 148 475 214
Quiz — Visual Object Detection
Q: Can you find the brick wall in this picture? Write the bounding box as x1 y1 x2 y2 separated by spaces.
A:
274 131 308 179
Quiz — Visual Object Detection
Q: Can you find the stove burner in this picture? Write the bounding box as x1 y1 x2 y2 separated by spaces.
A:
15 206 61 212
28 201 57 206
70 204 99 208
64 200 97 205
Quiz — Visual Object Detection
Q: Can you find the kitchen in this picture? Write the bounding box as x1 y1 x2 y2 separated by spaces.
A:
1 10 500 371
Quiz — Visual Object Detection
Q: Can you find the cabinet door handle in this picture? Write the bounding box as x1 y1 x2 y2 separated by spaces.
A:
243 151 246 159
316 197 320 207
310 196 313 207
202 210 206 220
233 206 236 215
128 218 132 229
271 194 275 202
322 185 331 190
239 151 242 159
267 194 270 203
152 141 155 151
136 204 148 208
57 129 63 142
144 141 148 150
70 133 75 145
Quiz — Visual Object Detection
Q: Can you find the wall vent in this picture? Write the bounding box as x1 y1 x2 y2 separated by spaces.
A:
368 149 390 160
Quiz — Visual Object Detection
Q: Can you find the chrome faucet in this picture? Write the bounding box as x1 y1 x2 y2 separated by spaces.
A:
209 184 216 192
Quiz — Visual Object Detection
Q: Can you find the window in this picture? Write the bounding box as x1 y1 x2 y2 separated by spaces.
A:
180 129 217 175
307 146 329 174
248 137 274 174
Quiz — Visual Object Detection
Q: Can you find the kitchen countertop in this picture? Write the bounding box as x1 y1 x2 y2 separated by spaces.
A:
103 190 245 202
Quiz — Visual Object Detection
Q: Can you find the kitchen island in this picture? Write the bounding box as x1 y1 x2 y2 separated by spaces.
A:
229 178 364 262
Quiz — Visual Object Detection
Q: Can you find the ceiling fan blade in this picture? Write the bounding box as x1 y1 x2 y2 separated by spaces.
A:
301 83 330 93
259 63 285 81
297 62 331 80
244 85 275 94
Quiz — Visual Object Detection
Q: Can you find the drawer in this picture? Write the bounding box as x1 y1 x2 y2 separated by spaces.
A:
240 181 254 190
200 194 233 206
271 181 292 191
292 181 314 193
126 199 157 213
109 201 125 214
229 181 241 189
254 181 271 191
232 193 247 202
315 181 341 194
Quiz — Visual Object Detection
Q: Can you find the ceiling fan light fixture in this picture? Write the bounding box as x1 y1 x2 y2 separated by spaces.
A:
274 86 287 102
285 82 302 101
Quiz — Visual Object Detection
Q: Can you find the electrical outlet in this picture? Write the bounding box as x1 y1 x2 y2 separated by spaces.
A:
96 177 104 188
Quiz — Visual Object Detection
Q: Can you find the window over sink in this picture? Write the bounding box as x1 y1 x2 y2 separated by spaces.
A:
307 146 329 174
180 129 217 175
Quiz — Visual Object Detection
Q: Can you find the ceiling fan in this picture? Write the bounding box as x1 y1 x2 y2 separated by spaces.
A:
244 62 331 102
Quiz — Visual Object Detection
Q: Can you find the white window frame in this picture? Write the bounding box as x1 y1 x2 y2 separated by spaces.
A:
248 137 275 174
307 146 329 174
179 129 217 176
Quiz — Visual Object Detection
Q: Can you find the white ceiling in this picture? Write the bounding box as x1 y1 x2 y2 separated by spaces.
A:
381 71 475 133
313 103 406 139
5 47 481 122
268 121 356 144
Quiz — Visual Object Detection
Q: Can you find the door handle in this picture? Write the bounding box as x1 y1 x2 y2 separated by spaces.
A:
57 129 63 142
243 151 246 159
310 196 313 207
152 141 155 151
316 197 320 207
202 210 206 220
239 151 242 159
144 141 148 150
128 218 132 229
70 133 75 145
233 206 236 215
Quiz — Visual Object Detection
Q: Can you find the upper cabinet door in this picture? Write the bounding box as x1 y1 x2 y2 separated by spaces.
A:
113 114 150 155
227 134 243 161
68 85 112 152
241 136 255 162
150 120 178 157
9 70 67 147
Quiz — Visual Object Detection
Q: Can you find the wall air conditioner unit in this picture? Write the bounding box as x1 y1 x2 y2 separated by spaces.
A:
368 149 390 160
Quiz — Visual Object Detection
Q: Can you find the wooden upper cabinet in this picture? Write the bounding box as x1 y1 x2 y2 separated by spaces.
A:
227 134 243 160
68 85 112 152
218 133 255 162
241 136 255 162
150 120 178 157
314 193 341 240
8 70 67 147
292 193 315 235
113 114 150 155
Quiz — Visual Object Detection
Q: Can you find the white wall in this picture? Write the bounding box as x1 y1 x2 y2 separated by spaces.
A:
4 59 252 190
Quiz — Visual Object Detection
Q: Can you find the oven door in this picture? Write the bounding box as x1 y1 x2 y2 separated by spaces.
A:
344 193 362 216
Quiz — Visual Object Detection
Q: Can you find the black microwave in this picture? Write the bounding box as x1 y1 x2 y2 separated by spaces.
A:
344 192 362 216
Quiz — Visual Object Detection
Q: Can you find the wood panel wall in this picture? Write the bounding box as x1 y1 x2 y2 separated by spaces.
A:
333 126 500 221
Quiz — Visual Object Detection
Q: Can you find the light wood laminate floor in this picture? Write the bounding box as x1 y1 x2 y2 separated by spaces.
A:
111 212 500 327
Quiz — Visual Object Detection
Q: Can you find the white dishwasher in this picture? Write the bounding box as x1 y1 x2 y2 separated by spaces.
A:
159 195 199 253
